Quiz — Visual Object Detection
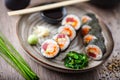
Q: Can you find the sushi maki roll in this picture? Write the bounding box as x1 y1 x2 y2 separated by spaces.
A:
81 23 102 37
87 22 102 32
87 28 105 43
85 45 103 60
83 34 97 45
88 32 105 43
62 14 81 30
85 40 106 60
58 24 76 41
81 15 92 24
53 34 70 51
86 13 98 22
81 13 98 24
81 25 91 36
41 39 60 58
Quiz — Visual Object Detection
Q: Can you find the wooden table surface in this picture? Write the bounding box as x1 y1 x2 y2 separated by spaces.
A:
0 0 120 80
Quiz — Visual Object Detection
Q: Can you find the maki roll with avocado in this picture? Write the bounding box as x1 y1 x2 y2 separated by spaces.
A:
62 14 81 30
85 39 106 60
58 24 76 41
81 13 98 24
53 34 70 51
41 39 60 58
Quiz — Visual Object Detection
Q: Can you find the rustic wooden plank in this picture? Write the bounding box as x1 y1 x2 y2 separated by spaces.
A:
0 0 120 80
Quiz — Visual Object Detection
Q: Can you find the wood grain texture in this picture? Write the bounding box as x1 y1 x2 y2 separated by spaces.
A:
0 0 120 80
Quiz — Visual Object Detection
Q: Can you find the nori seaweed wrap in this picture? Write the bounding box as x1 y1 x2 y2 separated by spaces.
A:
81 23 102 37
83 32 105 46
88 30 105 43
86 13 99 23
85 39 106 60
81 13 99 25
81 13 106 60
89 39 106 54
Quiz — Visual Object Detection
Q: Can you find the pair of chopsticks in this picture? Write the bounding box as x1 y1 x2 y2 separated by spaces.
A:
8 0 89 16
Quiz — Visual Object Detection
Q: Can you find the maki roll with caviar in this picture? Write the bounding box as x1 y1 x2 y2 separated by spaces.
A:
58 24 76 41
41 39 60 58
85 40 106 60
62 14 81 30
53 34 70 51
81 13 98 24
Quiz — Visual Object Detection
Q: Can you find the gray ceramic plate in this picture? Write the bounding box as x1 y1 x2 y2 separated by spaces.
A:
17 5 114 73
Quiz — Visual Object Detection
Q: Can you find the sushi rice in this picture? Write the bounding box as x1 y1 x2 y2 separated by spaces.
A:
62 14 81 30
85 38 106 60
83 34 97 45
58 24 76 41
81 15 92 24
85 45 103 60
53 34 70 51
81 13 98 24
41 39 60 58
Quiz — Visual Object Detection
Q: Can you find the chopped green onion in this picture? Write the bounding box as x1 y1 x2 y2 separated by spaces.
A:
0 32 39 80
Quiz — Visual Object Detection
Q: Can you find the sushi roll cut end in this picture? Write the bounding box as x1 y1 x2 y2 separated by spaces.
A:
41 39 60 58
81 25 91 36
62 14 81 30
58 25 76 40
81 15 92 24
85 45 103 60
83 34 97 45
53 34 70 51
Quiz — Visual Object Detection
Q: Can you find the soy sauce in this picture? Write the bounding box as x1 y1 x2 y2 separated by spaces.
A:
41 7 67 24
43 8 63 19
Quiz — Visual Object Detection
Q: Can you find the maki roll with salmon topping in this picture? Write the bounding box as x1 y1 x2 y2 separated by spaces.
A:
53 34 70 51
81 13 98 24
83 34 97 45
81 23 102 37
81 15 92 24
85 40 106 60
81 25 91 36
85 45 103 60
87 22 102 32
58 24 76 41
62 14 81 30
41 39 60 58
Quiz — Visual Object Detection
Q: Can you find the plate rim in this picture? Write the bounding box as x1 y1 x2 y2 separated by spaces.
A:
16 5 114 73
